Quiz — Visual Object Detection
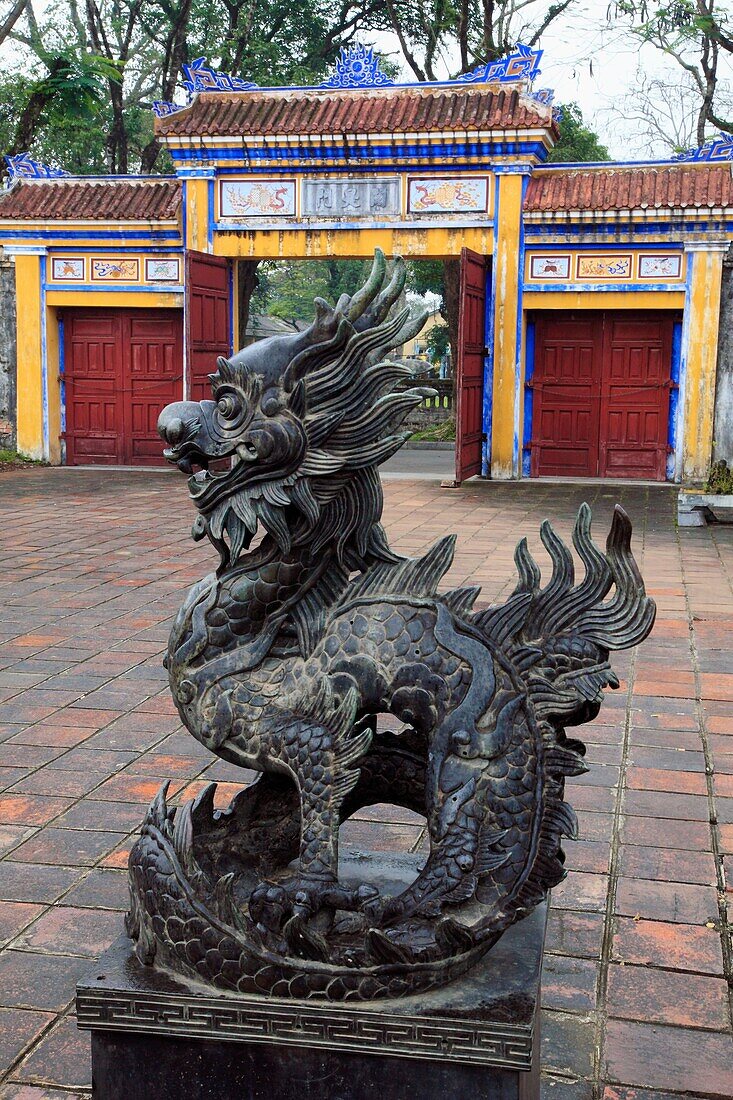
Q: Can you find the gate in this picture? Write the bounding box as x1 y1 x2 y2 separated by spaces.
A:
64 309 182 465
186 252 231 400
530 312 675 480
454 248 488 484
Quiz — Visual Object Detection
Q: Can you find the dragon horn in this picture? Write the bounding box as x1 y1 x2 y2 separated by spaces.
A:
344 249 387 323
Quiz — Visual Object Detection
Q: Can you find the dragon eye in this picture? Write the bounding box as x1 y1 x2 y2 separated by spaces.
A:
217 395 240 420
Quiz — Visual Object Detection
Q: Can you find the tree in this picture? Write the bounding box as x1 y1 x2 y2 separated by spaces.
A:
604 69 704 156
547 102 610 162
612 0 733 143
373 0 576 80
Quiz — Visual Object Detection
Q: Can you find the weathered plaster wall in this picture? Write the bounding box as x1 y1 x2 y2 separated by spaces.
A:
0 256 17 449
713 246 733 467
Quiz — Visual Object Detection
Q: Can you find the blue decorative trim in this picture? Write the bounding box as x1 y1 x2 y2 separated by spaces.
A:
675 259 695 482
674 132 733 162
169 140 547 165
207 177 214 249
44 283 184 293
482 174 501 477
527 87 554 106
667 319 682 480
319 45 393 89
152 101 185 118
524 241 685 252
526 219 733 237
182 57 259 96
523 282 686 293
522 320 535 477
0 229 182 241
457 44 542 85
46 246 184 254
5 153 69 180
513 173 529 477
40 254 49 460
58 313 66 439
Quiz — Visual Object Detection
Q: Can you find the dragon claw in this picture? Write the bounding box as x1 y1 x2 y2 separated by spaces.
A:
249 875 380 934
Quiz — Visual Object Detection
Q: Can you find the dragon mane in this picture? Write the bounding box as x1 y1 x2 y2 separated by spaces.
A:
202 250 432 571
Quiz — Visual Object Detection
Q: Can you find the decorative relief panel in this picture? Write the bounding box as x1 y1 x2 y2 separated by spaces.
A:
525 250 685 286
145 258 181 282
408 177 489 214
301 178 400 218
638 254 682 279
529 255 569 279
576 254 632 279
92 259 140 281
220 180 296 218
51 257 85 281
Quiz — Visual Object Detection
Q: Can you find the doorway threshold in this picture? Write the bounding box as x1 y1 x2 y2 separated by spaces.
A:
533 476 673 488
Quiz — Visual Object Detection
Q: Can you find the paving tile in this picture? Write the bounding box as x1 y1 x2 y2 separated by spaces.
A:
7 906 114 962
7 828 128 867
0 1008 54 1076
10 1016 91 1089
549 873 608 913
612 916 724 975
7 770 104 799
0 796 73 827
601 1089 717 1100
60 869 128 911
0 1086 90 1099
541 955 598 1013
0 863 82 904
545 910 605 959
0 825 36 858
0 951 91 1011
603 1018 733 1095
51 799 143 833
614 877 720 924
619 816 712 851
606 962 730 1030
541 1009 596 1079
0 902 44 946
616 844 717 885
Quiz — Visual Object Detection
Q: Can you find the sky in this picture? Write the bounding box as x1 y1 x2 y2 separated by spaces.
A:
375 0 733 161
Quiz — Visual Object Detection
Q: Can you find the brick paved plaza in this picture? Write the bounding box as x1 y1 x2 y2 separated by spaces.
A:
0 468 730 1098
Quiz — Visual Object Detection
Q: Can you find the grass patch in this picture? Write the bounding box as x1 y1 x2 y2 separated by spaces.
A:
705 460 733 494
0 448 44 469
410 418 456 443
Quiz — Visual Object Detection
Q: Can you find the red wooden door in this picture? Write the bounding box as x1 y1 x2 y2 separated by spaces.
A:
531 311 674 480
600 316 672 480
186 252 231 400
454 247 487 483
64 309 183 466
531 315 603 477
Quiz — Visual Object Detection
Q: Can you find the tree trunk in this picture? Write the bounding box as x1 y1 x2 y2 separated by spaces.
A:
442 259 461 382
237 260 260 347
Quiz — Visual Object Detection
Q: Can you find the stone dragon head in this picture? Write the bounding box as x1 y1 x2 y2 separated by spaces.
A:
158 250 431 570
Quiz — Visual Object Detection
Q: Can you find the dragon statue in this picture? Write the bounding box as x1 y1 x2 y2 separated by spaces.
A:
127 249 655 1001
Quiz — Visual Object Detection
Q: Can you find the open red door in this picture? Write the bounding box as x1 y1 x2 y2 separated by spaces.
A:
454 248 487 484
186 251 232 400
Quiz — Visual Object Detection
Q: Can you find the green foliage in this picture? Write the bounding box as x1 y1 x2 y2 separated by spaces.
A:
252 260 371 324
705 460 733 494
410 418 456 442
548 103 610 163
425 322 450 362
0 448 43 466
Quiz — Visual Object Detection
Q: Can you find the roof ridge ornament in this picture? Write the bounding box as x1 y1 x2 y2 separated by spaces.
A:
674 131 733 163
456 42 543 84
181 57 259 97
4 153 69 181
319 44 394 89
152 101 186 118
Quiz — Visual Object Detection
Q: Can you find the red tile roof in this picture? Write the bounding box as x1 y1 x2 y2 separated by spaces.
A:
524 163 733 214
0 178 181 221
155 86 555 139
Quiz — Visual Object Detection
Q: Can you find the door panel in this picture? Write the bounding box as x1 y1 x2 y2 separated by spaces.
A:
455 247 487 483
187 252 231 401
65 315 123 465
531 316 602 477
64 309 183 465
600 316 672 480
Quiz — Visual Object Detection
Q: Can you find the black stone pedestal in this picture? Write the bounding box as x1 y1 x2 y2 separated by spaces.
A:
77 853 546 1100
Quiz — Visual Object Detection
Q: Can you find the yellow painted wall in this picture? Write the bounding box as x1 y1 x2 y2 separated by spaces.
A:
14 254 44 461
46 290 182 308
213 226 494 259
45 304 61 464
682 248 726 483
490 174 524 480
185 178 212 253
523 290 686 311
